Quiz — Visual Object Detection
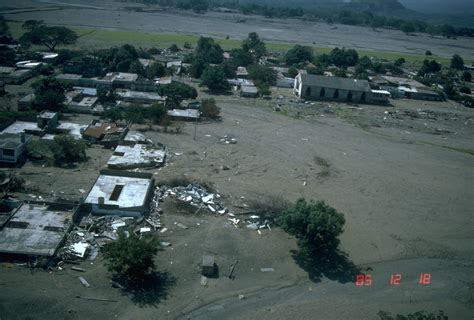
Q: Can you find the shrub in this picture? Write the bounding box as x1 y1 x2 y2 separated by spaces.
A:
200 98 220 119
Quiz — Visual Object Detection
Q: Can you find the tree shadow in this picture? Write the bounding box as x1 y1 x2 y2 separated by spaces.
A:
112 271 176 307
291 249 361 284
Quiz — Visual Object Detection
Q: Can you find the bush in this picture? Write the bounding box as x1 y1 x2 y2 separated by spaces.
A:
103 231 159 283
200 98 220 119
462 71 472 82
450 54 464 70
278 198 345 255
28 135 87 166
200 66 230 93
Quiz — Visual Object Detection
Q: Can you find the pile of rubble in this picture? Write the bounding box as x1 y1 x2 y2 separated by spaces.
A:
219 135 237 145
157 183 227 215
227 214 272 234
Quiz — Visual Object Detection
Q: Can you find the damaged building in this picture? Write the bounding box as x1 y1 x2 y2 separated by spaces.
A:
0 201 77 257
108 144 166 169
83 170 155 217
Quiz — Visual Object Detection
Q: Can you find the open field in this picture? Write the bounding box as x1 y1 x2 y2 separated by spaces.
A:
1 82 473 318
2 0 474 64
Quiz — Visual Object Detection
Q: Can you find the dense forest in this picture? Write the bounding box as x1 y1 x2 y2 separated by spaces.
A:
117 0 474 38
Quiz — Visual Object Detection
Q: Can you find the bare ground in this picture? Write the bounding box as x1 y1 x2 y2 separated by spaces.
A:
1 87 473 319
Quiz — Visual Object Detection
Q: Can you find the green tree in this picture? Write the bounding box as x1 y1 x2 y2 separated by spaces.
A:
247 64 277 86
0 46 15 66
189 56 208 78
103 231 159 283
145 62 166 80
242 32 266 59
22 20 44 31
97 87 117 105
450 54 464 70
425 50 432 56
0 15 13 43
125 104 147 125
459 85 471 94
32 78 66 112
129 60 145 76
230 48 254 67
51 135 87 166
195 37 223 64
394 57 406 67
418 59 441 77
287 66 299 78
147 103 167 124
157 81 198 108
329 48 359 67
169 44 180 53
20 26 78 51
278 198 345 255
462 71 472 82
200 66 230 93
103 107 123 122
200 98 220 119
285 45 314 66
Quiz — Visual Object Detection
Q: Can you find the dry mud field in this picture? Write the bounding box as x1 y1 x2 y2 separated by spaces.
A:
1 89 473 319
2 0 474 58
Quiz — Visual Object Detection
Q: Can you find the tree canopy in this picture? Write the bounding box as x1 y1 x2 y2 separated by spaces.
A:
157 81 198 107
285 45 314 66
278 198 345 255
450 54 464 70
200 66 230 93
247 64 277 87
195 37 224 64
32 78 66 112
200 98 220 119
20 25 78 51
242 32 266 59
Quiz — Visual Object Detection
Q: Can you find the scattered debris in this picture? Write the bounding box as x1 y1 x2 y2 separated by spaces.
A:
239 294 245 300
260 268 274 272
78 276 91 288
160 241 171 247
219 135 237 145
200 275 208 286
71 267 85 272
175 222 188 230
75 296 117 302
228 260 238 279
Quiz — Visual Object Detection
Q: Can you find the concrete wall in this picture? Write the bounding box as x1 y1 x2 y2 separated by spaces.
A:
301 85 367 103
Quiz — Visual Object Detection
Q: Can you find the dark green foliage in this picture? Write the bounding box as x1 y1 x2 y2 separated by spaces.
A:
168 44 180 53
0 15 13 43
334 69 347 78
148 103 167 124
278 198 345 255
146 62 166 80
257 83 271 96
247 64 277 86
401 22 416 34
307 66 324 75
0 110 37 126
103 107 123 122
20 26 78 51
328 48 359 67
200 98 220 119
97 87 117 105
195 37 223 64
22 20 44 31
103 231 159 282
377 310 448 320
220 61 236 78
129 60 145 76
242 32 266 59
183 41 192 49
450 54 464 70
229 48 254 67
189 56 208 78
462 71 472 82
125 104 147 124
287 67 299 79
95 44 139 72
418 59 442 77
32 78 66 112
200 66 230 93
285 45 314 66
394 57 406 67
0 46 15 66
459 85 471 94
157 81 198 107
176 0 209 13
425 50 432 56
28 135 87 166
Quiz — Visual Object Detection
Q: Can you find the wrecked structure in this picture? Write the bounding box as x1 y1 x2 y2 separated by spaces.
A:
0 133 32 164
82 120 128 147
83 170 155 217
108 144 166 169
0 201 77 257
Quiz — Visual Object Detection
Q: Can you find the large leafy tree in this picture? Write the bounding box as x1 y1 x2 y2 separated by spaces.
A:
20 25 78 51
157 81 198 108
229 48 254 67
247 64 277 86
450 54 464 70
278 198 345 255
200 66 230 93
285 45 314 66
103 231 159 283
0 15 13 43
32 78 66 112
195 37 224 64
242 32 266 59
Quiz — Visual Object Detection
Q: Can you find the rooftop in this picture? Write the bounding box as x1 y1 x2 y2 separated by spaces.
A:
241 85 258 93
167 109 200 119
116 90 165 102
85 171 153 209
0 133 31 149
299 74 371 92
0 202 74 256
56 122 87 139
123 130 149 144
381 75 425 88
83 121 125 140
38 111 57 119
2 121 41 135
108 144 165 169
113 72 139 82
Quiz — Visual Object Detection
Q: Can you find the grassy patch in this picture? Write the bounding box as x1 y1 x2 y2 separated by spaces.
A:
6 21 466 65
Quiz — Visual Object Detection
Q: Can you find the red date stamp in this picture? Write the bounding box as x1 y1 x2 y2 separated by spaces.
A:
355 273 431 286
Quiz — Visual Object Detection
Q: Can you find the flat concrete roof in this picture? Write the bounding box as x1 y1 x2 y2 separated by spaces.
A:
2 121 41 134
39 111 57 119
108 144 165 169
85 173 152 208
0 203 73 256
167 109 200 119
116 90 165 101
124 130 149 143
56 122 87 139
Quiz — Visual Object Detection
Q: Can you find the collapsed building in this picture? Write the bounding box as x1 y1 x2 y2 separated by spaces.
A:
108 144 166 169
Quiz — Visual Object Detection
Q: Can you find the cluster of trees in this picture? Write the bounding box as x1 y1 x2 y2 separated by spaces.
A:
317 48 359 68
27 135 88 166
32 78 68 112
20 20 78 51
